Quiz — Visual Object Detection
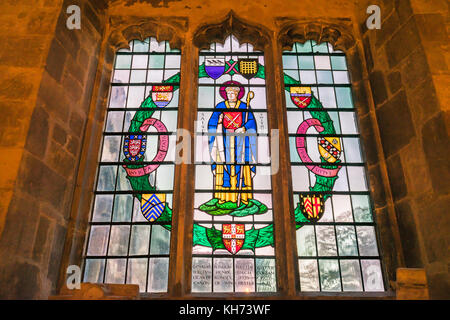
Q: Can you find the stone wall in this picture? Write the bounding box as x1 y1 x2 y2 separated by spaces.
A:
0 0 107 299
355 0 449 299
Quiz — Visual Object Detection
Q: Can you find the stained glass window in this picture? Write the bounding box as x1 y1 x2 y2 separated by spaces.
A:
283 41 385 292
82 38 181 293
192 35 276 293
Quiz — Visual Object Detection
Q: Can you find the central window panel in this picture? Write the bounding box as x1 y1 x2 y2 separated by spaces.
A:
192 35 277 293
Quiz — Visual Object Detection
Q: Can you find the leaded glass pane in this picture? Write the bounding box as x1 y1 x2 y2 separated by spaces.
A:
82 38 181 293
192 35 276 293
283 40 384 293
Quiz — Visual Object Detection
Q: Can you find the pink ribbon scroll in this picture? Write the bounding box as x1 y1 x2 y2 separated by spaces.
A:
296 118 342 178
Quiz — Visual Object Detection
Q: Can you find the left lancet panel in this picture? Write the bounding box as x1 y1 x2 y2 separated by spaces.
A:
82 38 181 293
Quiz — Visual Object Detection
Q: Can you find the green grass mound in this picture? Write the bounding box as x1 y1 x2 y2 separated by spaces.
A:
199 198 268 217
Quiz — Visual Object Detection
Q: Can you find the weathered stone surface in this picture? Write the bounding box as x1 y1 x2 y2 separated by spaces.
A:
369 70 389 107
52 123 68 146
427 272 450 300
45 39 67 82
385 17 421 68
47 223 67 291
421 112 450 194
359 114 379 166
387 71 402 96
394 0 413 24
401 47 431 90
417 195 450 264
67 136 80 156
347 47 363 83
0 101 33 148
0 261 41 299
407 77 440 125
51 283 140 300
84 2 102 33
0 192 39 257
37 72 70 122
362 35 374 72
396 268 429 300
375 11 400 47
394 199 423 268
376 90 415 157
32 215 52 262
69 112 86 137
62 73 84 102
374 207 398 287
386 154 407 201
0 71 35 100
47 142 76 179
414 13 448 42
17 152 68 211
352 83 370 116
368 164 387 208
0 37 46 68
25 106 49 157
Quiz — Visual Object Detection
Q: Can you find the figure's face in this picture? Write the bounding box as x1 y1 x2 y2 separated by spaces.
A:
226 88 238 102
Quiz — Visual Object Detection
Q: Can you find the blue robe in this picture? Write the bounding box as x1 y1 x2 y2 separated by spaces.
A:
208 101 257 189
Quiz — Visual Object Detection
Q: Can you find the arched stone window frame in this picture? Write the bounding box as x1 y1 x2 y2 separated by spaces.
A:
58 11 402 299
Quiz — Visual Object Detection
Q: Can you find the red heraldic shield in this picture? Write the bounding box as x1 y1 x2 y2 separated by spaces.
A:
128 139 142 157
300 194 325 222
223 112 243 131
222 224 245 254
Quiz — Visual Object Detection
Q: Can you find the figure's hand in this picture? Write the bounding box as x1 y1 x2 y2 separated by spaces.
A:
251 170 256 178
235 127 246 134
212 169 216 176
218 113 224 124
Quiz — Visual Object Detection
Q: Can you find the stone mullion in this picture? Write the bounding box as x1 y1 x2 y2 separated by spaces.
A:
268 35 298 297
168 34 197 297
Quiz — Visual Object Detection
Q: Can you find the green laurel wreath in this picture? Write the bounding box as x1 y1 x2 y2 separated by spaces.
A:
284 73 341 229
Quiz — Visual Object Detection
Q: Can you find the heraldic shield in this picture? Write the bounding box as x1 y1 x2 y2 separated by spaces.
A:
223 111 243 131
151 85 173 107
123 134 147 162
141 193 166 222
205 57 225 79
318 137 342 163
299 194 325 222
222 224 245 254
238 58 258 80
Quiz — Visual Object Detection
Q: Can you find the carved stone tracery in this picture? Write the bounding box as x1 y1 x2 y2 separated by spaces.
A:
277 18 356 52
107 16 188 51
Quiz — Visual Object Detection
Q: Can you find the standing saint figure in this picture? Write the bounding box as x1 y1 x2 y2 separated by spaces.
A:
207 81 257 207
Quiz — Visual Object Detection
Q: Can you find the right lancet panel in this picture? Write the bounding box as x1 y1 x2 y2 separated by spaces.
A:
282 41 385 292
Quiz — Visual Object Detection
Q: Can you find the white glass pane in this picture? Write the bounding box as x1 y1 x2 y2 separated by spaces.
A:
340 260 363 291
87 226 109 256
235 258 255 292
361 259 384 291
192 258 212 292
127 258 148 292
105 258 126 284
299 259 320 291
148 258 169 292
213 258 233 292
